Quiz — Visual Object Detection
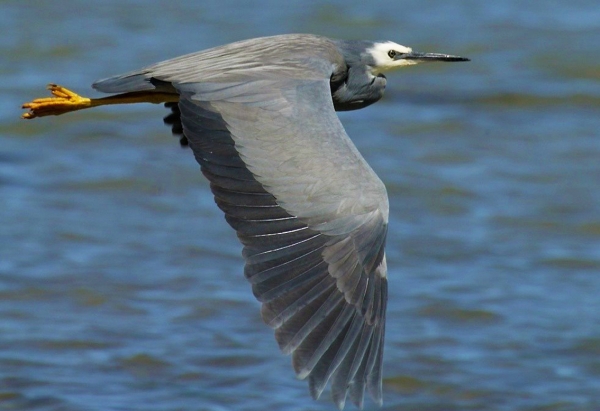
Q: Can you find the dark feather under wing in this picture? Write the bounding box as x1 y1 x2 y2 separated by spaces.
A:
163 102 188 147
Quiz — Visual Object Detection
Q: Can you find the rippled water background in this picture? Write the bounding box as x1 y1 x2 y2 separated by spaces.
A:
1 1 599 410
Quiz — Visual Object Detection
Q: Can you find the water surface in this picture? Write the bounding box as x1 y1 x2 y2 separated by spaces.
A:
1 1 599 410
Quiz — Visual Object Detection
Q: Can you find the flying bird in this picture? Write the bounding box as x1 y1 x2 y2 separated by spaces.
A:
22 34 469 409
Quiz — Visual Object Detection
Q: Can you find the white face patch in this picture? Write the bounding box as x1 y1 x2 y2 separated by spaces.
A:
367 41 417 75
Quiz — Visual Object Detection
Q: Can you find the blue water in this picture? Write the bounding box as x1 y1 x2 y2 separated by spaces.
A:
1 1 599 410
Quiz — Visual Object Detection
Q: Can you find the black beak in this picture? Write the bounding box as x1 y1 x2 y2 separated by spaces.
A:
397 51 470 62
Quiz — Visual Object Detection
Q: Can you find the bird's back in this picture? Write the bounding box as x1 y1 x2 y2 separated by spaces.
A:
93 34 346 94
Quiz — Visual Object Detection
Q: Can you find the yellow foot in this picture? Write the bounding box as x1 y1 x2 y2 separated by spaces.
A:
22 84 92 119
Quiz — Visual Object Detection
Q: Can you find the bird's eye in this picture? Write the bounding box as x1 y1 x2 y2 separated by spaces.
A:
388 50 396 59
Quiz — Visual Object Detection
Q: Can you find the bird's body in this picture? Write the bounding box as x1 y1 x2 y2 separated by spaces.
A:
21 34 469 409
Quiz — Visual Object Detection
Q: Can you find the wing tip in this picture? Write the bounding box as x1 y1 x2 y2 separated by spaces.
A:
309 376 327 401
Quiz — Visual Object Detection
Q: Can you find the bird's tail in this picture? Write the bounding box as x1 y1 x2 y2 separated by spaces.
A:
93 69 175 95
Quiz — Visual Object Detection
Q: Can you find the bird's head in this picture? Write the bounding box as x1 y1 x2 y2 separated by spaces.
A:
331 39 470 111
365 41 469 75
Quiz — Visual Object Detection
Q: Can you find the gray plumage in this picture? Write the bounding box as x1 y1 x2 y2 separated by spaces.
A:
92 33 468 409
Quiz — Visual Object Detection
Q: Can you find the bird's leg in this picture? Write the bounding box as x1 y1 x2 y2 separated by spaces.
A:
22 84 179 119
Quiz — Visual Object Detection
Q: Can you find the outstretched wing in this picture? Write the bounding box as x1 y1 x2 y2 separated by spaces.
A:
94 35 389 409
177 79 388 409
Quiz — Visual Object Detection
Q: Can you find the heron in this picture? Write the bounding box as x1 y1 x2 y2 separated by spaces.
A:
21 34 469 409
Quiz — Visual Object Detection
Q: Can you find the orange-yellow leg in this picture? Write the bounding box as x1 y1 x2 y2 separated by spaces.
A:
22 84 179 119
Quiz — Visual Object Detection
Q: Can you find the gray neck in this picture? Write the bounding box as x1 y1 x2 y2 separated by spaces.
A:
330 40 386 111
334 40 378 68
